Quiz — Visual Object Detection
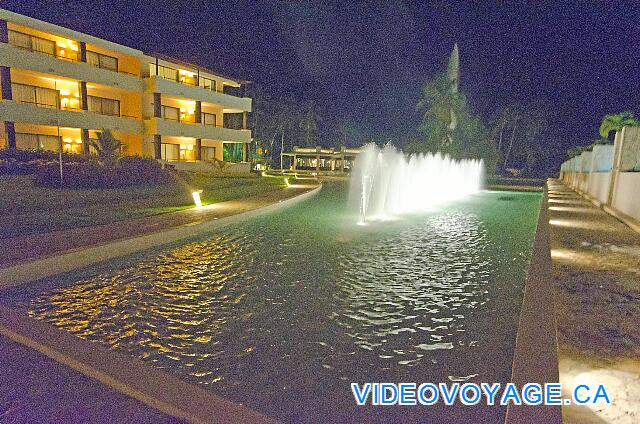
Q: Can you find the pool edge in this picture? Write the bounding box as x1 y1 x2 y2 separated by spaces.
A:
0 306 279 424
504 180 562 423
0 184 322 289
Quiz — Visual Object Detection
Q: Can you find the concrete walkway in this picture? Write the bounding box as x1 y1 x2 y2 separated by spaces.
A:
0 336 181 423
547 179 640 424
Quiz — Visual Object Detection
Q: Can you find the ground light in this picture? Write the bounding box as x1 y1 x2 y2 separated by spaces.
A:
192 191 203 208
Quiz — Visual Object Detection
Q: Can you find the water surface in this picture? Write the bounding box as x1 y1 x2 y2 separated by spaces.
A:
4 183 541 423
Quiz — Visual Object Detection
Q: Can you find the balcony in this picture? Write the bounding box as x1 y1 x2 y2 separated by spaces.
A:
0 99 143 134
144 117 251 143
0 42 143 92
144 76 251 112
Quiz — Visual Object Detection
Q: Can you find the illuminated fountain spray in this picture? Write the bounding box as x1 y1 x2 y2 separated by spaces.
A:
349 143 484 223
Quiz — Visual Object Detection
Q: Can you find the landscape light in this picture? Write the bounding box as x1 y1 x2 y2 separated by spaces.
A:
192 191 203 208
284 178 290 187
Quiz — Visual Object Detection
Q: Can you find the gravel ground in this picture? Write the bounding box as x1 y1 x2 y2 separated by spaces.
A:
548 179 640 424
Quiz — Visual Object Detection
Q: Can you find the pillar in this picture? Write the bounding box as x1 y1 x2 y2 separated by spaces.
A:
153 93 162 118
1 64 15 149
1 66 12 100
81 128 90 154
79 81 88 111
606 129 624 207
79 41 87 62
316 154 320 172
5 122 16 149
242 112 247 129
154 134 162 159
195 101 201 124
292 154 297 170
242 143 247 162
0 19 8 44
195 138 202 161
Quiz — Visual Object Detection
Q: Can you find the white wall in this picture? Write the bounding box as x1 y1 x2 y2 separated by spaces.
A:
560 127 640 223
586 172 611 205
611 172 640 221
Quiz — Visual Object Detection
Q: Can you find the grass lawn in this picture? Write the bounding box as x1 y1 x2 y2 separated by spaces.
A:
0 173 290 239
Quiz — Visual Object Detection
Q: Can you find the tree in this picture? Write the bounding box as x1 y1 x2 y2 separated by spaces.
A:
416 72 465 155
491 101 552 176
299 101 319 148
415 72 497 172
598 112 639 139
251 86 323 168
89 130 122 165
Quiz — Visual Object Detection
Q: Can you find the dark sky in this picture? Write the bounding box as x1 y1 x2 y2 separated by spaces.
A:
6 1 640 155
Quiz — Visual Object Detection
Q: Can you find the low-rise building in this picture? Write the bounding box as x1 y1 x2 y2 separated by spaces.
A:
282 146 362 172
0 9 252 168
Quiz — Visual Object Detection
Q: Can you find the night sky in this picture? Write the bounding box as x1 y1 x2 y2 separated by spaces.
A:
6 1 640 157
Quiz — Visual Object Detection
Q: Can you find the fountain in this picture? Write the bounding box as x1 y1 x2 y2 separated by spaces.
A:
349 143 484 223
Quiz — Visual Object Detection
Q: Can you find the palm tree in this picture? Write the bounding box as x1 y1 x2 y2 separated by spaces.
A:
89 129 122 165
598 112 639 139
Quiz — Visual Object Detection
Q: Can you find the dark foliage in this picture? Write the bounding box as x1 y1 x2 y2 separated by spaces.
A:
0 149 90 175
34 156 176 189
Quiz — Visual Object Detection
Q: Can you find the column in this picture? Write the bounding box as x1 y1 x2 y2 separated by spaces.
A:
293 154 297 170
78 81 89 154
316 154 320 172
81 129 90 154
195 101 202 124
242 143 247 162
0 64 16 149
79 81 88 111
154 134 162 159
153 93 162 118
79 41 87 62
0 19 8 43
195 138 202 161
242 112 247 129
5 122 16 149
606 129 624 207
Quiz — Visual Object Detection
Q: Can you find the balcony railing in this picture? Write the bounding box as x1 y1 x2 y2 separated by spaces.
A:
156 107 233 128
8 30 79 62
86 49 139 76
10 83 136 117
149 63 249 98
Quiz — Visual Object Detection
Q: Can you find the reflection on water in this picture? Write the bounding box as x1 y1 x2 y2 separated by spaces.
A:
17 183 540 423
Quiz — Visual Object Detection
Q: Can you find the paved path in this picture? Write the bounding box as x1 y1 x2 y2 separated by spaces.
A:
547 179 640 424
0 184 317 268
0 336 182 424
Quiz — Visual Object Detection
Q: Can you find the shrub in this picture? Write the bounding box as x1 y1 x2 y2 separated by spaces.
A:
0 149 90 175
34 163 107 188
112 156 177 187
34 156 177 189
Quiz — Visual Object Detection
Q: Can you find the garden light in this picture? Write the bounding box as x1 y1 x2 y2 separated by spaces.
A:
192 191 203 208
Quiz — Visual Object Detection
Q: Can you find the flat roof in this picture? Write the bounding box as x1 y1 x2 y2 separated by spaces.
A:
146 52 249 85
1 8 248 85
1 8 143 57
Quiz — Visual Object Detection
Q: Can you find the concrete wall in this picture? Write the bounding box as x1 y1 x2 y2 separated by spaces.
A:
611 172 640 220
560 127 640 224
586 172 611 205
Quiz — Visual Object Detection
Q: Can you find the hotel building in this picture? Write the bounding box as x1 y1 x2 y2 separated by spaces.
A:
0 9 252 167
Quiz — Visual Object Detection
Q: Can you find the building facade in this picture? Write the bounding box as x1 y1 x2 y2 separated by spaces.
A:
0 9 252 165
